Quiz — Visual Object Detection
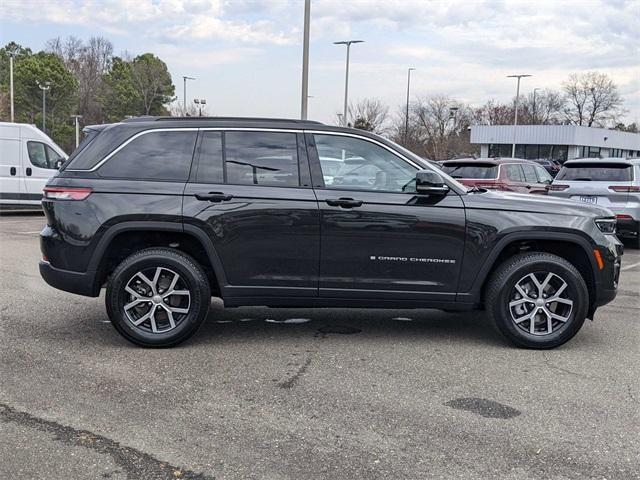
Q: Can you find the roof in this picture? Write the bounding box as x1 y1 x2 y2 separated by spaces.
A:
441 157 536 165
563 157 640 165
119 116 324 127
470 125 640 150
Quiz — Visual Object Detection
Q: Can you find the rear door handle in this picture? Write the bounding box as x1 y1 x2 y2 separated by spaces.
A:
10 167 16 176
194 192 233 202
325 197 363 208
26 167 32 176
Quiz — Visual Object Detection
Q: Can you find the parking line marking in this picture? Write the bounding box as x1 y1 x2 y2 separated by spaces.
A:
621 260 640 271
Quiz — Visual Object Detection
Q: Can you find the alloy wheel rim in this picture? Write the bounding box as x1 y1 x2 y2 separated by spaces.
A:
123 267 191 334
508 272 574 336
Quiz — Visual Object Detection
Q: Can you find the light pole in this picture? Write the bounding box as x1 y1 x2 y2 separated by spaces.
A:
532 87 541 124
71 115 83 148
38 81 51 133
300 0 311 120
404 67 415 145
194 98 206 117
8 50 20 122
507 74 531 158
182 76 195 112
334 40 364 126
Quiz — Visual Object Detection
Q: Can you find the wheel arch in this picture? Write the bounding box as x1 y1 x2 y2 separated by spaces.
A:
89 222 227 296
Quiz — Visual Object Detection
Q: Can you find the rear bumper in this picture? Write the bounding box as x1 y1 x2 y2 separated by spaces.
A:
39 261 99 297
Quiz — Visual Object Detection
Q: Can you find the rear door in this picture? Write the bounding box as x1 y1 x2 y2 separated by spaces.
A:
308 132 465 303
502 164 529 192
521 163 548 194
182 129 320 299
0 125 22 204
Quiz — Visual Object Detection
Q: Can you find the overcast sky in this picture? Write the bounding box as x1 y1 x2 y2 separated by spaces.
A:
2 0 638 124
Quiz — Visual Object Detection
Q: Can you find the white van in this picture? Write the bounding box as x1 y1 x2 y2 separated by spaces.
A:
0 122 67 208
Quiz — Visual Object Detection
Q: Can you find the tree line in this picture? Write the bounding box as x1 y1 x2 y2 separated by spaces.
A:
347 72 635 160
0 37 174 152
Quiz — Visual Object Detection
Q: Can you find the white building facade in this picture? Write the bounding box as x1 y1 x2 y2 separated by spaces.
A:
470 125 640 162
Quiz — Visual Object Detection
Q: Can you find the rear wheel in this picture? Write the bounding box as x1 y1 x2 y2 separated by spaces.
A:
106 248 211 347
486 252 589 349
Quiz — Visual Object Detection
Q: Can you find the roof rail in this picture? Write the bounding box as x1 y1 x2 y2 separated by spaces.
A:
121 116 324 124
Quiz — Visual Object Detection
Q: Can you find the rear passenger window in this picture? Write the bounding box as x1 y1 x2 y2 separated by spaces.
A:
196 132 223 183
99 130 197 181
535 166 552 183
224 132 299 187
504 164 524 182
521 164 538 183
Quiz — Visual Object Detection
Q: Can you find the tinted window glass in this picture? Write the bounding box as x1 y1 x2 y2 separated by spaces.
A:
99 130 196 181
556 163 632 181
504 164 524 182
314 134 416 192
225 132 299 187
521 164 538 183
27 141 49 169
196 132 223 183
442 163 498 179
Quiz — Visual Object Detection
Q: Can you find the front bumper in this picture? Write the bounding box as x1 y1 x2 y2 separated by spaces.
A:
39 261 99 297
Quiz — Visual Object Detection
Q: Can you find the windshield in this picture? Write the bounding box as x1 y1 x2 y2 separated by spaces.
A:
556 163 633 182
441 163 499 179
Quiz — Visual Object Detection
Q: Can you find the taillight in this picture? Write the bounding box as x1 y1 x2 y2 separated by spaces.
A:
608 185 640 192
548 184 569 191
43 186 92 200
616 214 633 220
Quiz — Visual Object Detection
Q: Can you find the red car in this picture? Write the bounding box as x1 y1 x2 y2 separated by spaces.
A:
440 158 554 194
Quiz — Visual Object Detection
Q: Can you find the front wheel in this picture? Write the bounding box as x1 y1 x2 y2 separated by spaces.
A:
106 248 211 347
486 252 589 349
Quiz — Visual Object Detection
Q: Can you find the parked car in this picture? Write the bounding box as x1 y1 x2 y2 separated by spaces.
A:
549 158 640 247
440 158 553 194
40 117 622 349
0 122 67 208
529 158 561 176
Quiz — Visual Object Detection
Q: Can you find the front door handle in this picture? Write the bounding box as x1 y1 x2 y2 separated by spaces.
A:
325 197 363 208
26 167 32 176
10 167 16 176
194 192 233 202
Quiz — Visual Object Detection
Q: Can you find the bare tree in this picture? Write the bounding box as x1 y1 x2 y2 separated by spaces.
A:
347 98 389 133
520 89 564 124
472 99 514 126
563 72 624 127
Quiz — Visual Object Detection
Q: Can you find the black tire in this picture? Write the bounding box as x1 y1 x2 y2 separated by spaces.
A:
485 252 589 349
105 248 211 347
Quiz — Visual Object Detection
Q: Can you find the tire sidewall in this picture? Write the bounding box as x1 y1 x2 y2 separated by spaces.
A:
492 259 588 348
106 251 209 347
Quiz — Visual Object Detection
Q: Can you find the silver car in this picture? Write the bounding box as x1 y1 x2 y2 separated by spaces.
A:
549 158 640 247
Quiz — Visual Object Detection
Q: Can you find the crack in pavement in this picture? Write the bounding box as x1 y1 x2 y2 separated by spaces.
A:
278 357 312 389
0 403 214 480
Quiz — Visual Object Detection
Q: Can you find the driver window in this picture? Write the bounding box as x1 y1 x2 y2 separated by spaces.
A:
27 141 49 169
313 134 416 192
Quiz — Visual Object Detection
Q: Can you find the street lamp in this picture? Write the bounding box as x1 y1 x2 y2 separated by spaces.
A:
404 67 415 145
334 40 364 126
193 98 206 117
8 48 21 123
300 0 311 120
37 81 51 133
71 115 83 148
507 74 532 158
182 76 195 112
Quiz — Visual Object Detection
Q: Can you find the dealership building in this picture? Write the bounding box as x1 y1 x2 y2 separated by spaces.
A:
470 125 640 162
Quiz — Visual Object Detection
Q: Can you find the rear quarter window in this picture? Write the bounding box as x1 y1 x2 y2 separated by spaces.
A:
98 130 197 181
556 163 633 182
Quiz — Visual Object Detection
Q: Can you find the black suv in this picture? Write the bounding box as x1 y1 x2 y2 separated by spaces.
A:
40 117 623 349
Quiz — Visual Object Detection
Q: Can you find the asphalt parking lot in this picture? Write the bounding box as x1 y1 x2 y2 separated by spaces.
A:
1 213 638 480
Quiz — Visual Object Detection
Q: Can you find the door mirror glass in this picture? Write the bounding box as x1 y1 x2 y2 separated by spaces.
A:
55 159 64 169
416 170 449 195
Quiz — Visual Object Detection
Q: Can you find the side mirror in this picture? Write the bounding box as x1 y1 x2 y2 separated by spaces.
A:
55 160 64 170
416 170 450 195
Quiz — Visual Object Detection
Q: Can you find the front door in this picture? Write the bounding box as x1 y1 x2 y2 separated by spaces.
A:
307 133 466 303
23 140 63 201
182 129 320 299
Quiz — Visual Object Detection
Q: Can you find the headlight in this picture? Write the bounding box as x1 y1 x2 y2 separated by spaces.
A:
595 218 616 234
